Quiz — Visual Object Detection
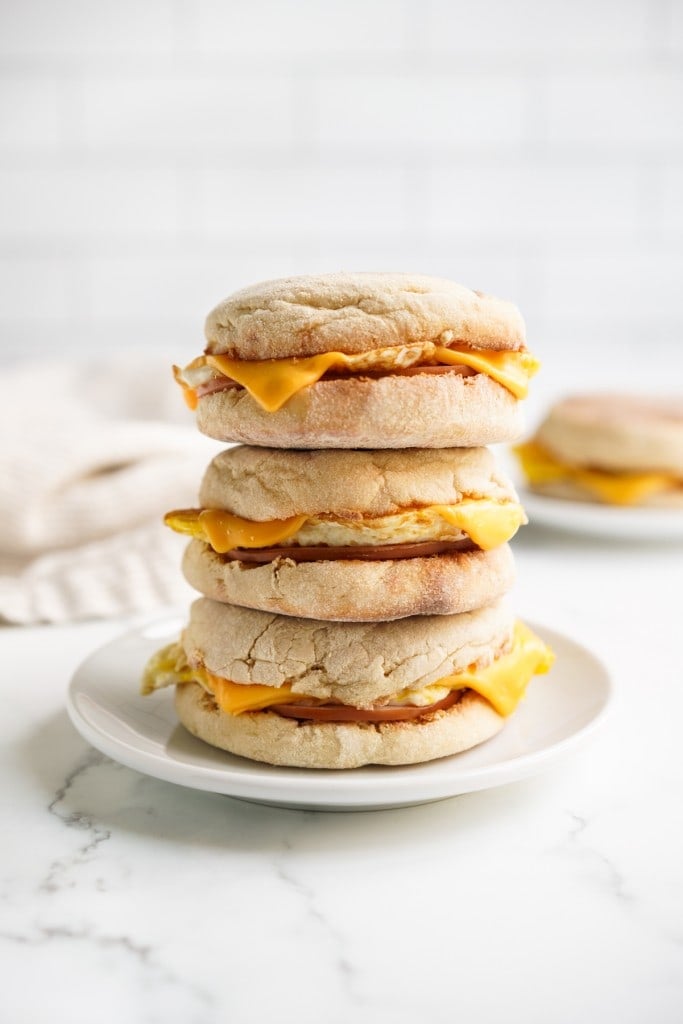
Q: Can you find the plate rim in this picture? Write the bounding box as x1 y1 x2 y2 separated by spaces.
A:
515 487 683 541
66 617 613 809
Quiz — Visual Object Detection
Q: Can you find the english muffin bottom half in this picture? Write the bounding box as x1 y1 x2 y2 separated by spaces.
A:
142 599 554 769
174 272 540 449
164 445 526 621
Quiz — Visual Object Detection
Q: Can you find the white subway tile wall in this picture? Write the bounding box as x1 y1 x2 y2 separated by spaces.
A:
1 0 681 397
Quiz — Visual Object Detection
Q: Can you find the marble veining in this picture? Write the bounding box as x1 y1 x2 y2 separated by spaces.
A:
41 748 112 893
563 809 633 904
2 918 216 1013
274 841 364 1008
2 922 152 963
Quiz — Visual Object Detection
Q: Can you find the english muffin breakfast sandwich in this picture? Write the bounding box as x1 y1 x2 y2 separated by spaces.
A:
142 598 554 769
164 445 526 621
515 393 683 506
174 272 539 449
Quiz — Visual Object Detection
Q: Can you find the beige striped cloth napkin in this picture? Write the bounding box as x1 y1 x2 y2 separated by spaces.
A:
0 356 219 624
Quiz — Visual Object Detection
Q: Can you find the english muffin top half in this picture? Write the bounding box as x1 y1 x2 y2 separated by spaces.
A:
205 272 526 359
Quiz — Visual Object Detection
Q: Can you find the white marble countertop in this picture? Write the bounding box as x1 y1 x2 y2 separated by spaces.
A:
3 518 682 1024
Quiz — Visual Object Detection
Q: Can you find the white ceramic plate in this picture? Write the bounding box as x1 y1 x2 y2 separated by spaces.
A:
518 486 683 541
66 616 612 812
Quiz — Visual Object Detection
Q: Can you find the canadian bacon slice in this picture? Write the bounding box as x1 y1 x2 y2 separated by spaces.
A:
196 376 241 398
193 364 473 401
221 539 476 562
269 691 462 723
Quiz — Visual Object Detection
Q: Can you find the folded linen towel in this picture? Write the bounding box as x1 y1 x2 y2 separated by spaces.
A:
0 356 220 624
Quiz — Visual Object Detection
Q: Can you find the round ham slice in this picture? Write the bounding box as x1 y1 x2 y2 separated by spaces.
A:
269 690 462 723
195 364 473 400
222 538 475 563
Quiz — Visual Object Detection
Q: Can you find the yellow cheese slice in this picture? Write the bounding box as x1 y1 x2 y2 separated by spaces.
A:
205 345 539 412
142 621 554 718
164 509 307 551
207 352 342 411
208 676 302 716
141 645 302 713
433 346 539 400
434 620 554 716
164 500 526 553
433 499 527 550
515 441 676 506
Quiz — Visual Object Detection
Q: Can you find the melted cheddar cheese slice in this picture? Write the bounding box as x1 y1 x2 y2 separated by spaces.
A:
140 646 304 714
165 508 308 551
515 441 678 506
141 621 554 718
164 498 527 553
204 346 538 411
432 500 526 550
173 344 540 412
426 620 554 716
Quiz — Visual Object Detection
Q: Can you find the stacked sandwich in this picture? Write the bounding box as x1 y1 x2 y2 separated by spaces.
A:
143 273 554 769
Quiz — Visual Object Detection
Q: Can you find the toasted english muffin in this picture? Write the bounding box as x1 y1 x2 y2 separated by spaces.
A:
175 273 538 448
516 393 683 507
142 598 554 769
165 445 525 619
